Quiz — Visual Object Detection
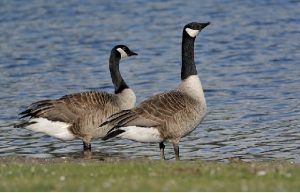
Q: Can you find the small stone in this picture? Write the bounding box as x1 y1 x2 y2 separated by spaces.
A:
60 176 66 181
256 170 266 176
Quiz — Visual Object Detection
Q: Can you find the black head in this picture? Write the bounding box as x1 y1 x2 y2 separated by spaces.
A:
183 22 210 38
113 45 138 59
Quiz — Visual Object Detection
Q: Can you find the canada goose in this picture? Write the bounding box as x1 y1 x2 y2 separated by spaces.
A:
101 22 209 160
14 45 138 152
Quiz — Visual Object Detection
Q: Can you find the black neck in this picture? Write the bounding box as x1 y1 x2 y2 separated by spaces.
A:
181 32 197 80
109 50 129 94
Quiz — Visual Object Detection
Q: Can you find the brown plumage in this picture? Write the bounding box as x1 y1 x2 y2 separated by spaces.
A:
20 91 127 138
103 90 205 138
102 22 210 160
14 45 138 152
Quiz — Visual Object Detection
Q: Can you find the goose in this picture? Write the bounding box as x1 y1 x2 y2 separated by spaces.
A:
100 22 209 160
14 45 138 152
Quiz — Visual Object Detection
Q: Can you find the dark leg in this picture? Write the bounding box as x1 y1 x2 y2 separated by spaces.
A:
173 143 180 161
83 141 91 151
159 142 165 160
83 141 92 159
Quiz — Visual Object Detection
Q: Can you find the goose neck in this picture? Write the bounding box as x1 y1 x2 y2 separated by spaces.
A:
109 51 129 94
181 33 197 80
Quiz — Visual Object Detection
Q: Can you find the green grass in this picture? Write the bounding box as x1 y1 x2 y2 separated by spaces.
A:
0 157 300 191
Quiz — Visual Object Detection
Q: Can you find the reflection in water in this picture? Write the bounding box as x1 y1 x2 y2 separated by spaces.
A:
0 0 300 162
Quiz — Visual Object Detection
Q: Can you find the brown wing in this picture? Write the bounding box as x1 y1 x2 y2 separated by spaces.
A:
105 90 195 129
20 91 117 123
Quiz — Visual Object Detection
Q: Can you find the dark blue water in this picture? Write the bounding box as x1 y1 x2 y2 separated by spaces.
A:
0 0 300 162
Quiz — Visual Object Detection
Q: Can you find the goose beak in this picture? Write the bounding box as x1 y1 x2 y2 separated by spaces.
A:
201 22 210 29
129 51 138 56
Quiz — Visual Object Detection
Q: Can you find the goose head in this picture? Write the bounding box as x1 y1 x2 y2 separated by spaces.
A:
114 45 138 59
184 22 210 38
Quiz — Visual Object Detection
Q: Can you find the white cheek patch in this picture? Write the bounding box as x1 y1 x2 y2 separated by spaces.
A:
185 28 200 38
116 48 128 58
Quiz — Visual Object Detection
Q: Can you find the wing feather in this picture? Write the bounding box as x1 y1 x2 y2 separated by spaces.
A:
19 91 117 123
104 90 195 129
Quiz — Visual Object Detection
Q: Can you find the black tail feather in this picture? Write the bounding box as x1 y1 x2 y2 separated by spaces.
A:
28 99 52 108
99 110 131 127
20 113 31 119
99 120 109 128
19 99 54 118
19 109 32 115
102 129 125 140
13 121 36 128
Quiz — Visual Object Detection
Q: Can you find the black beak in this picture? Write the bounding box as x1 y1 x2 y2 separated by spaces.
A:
129 51 138 56
201 22 210 29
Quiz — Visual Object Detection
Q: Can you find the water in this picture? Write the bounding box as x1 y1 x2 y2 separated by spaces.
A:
0 0 300 162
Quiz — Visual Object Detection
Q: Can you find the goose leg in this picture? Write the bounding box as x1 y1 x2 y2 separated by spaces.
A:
173 143 180 161
159 142 165 160
83 141 91 151
83 141 92 159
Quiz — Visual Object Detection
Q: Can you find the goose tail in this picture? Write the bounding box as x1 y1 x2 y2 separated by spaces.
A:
0 121 29 128
102 127 125 140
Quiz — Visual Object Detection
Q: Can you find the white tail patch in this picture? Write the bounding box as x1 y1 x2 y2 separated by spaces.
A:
116 48 128 58
185 28 199 38
25 118 75 140
119 126 162 143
